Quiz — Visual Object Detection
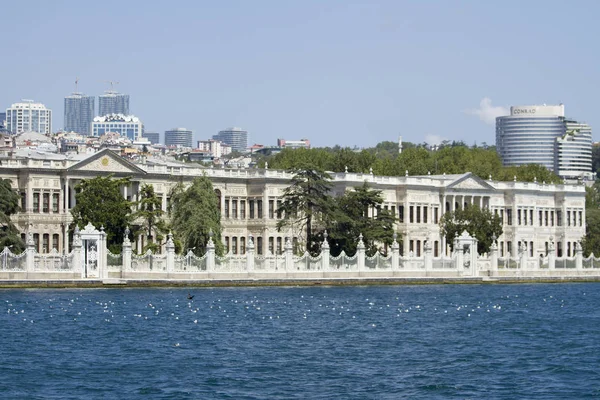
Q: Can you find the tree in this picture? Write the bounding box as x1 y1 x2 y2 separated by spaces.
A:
170 176 224 255
439 205 503 254
133 184 167 253
327 182 397 256
583 182 600 256
276 166 334 254
0 179 25 252
71 176 133 251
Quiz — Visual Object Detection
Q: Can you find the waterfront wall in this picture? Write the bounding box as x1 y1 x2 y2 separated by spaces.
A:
1 228 599 282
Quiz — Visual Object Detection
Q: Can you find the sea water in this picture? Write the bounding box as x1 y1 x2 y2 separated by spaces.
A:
0 284 599 399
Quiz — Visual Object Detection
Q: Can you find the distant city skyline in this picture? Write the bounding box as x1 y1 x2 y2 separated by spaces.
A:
2 1 599 148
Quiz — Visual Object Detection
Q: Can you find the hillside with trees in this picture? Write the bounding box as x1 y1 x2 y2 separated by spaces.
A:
257 141 563 184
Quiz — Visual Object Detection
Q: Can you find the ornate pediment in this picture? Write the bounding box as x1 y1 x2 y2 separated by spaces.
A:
68 149 146 176
446 173 494 191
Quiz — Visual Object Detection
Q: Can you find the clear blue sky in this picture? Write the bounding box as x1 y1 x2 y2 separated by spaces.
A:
3 0 598 148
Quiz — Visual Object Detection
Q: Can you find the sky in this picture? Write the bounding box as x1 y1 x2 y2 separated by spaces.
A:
2 0 599 148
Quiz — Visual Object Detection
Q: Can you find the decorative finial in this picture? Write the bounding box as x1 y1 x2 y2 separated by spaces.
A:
124 226 130 237
209 228 214 238
489 174 492 181
427 171 431 175
534 176 537 183
344 166 348 173
513 175 517 182
369 167 373 175
323 230 328 239
405 170 408 177
265 162 268 170
393 231 397 241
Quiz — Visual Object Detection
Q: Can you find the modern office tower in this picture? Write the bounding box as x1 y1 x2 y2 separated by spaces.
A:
64 93 95 135
212 127 248 152
143 132 160 144
91 114 143 141
554 120 593 180
496 104 592 180
6 100 52 134
98 91 130 116
165 128 193 147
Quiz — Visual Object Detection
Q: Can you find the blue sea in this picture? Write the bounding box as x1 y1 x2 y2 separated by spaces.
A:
1 283 599 399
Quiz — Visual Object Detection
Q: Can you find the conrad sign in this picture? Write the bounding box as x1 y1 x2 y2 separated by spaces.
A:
512 108 537 115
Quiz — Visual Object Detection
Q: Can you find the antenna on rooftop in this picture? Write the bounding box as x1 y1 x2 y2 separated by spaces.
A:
104 80 120 91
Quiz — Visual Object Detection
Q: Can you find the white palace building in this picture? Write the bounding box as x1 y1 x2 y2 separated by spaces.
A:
0 148 587 262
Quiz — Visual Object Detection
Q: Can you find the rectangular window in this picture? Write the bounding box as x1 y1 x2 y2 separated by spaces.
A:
423 206 428 224
539 210 543 226
434 241 439 257
409 240 414 254
517 209 522 225
52 193 59 213
42 233 49 253
567 242 571 257
557 210 562 227
42 193 49 212
232 237 237 254
409 206 414 223
224 199 230 218
268 237 274 254
529 241 534 257
579 211 583 226
500 209 504 225
500 241 504 257
268 200 274 219
232 200 238 218
52 234 59 251
529 210 533 226
240 237 246 254
399 206 404 223
545 211 549 226
257 200 263 218
33 233 40 252
20 192 26 210
277 200 282 219
416 206 421 223
550 211 554 227
557 241 563 257
33 193 40 213
225 236 230 253
240 200 246 219
434 208 439 224
249 200 255 219
391 206 396 217
257 237 263 255
277 237 282 254
506 209 512 225
567 211 571 226
416 240 421 257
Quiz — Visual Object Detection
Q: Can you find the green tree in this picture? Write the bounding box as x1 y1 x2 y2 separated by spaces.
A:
276 166 334 254
439 205 503 254
0 179 25 252
71 176 133 251
133 184 167 253
327 182 397 256
170 176 224 256
583 182 600 256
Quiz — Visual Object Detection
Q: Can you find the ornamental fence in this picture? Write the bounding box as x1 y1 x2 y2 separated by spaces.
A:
1 226 600 280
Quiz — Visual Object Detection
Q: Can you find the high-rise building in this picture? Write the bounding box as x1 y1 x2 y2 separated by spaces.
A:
165 128 193 147
143 132 160 144
64 92 95 135
6 100 52 134
554 120 593 180
212 127 248 152
91 114 143 141
198 139 232 158
496 104 592 180
98 91 129 116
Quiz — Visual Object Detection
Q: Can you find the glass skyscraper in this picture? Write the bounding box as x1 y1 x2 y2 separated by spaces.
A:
496 104 592 180
165 128 193 147
64 93 95 135
98 91 129 116
212 127 248 152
